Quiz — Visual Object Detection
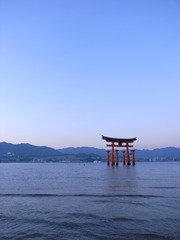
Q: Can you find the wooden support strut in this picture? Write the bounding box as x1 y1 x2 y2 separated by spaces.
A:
122 151 126 165
107 144 134 148
115 150 119 166
132 150 135 165
111 142 114 166
126 142 130 165
107 150 110 166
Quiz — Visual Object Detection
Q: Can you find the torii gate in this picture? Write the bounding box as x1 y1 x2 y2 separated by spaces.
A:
102 135 137 166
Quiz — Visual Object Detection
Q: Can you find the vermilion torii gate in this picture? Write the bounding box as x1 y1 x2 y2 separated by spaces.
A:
102 135 137 166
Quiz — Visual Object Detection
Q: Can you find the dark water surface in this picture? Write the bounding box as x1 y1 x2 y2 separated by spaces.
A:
0 162 180 240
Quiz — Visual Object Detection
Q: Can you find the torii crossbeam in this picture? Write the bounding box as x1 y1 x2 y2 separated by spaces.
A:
102 135 137 166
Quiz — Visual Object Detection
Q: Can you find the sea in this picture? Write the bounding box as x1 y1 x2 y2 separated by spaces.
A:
0 162 180 240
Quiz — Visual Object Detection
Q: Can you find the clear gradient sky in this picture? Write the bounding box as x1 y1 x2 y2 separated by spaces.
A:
0 0 180 150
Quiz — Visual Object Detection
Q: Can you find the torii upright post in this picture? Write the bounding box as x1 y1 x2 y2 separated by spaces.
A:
132 150 135 165
102 135 137 166
122 151 126 165
111 142 115 166
107 150 110 165
126 142 130 165
115 150 119 166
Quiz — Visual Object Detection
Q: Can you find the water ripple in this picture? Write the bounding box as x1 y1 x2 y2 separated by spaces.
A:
0 193 164 198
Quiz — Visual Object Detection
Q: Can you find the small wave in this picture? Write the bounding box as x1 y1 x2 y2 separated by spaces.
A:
0 193 59 197
0 193 162 198
23 233 45 239
149 187 180 190
113 217 133 222
67 212 103 221
135 232 173 240
0 214 81 230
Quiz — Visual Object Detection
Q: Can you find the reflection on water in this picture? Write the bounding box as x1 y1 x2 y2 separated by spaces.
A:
105 165 138 194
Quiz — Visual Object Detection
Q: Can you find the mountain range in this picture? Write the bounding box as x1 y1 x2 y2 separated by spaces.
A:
0 142 180 162
58 146 180 159
0 142 60 157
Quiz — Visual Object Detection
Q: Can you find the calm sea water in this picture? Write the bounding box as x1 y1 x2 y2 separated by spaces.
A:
0 162 180 240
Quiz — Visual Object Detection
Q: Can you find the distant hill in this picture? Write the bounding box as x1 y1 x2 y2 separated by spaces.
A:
135 147 180 159
0 142 61 157
58 146 180 159
0 142 180 162
58 147 107 157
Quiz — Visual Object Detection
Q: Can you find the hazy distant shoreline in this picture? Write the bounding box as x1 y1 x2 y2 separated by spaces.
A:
0 142 180 163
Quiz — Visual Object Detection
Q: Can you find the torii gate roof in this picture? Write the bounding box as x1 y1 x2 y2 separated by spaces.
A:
102 135 137 143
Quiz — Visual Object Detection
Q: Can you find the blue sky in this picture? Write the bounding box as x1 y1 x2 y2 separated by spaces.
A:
0 0 180 149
